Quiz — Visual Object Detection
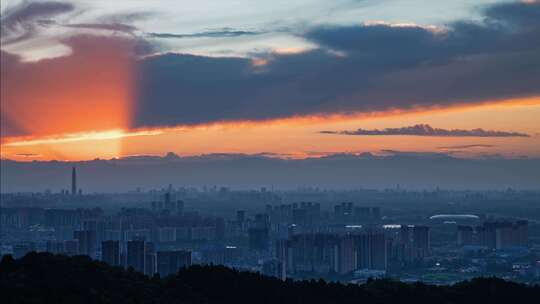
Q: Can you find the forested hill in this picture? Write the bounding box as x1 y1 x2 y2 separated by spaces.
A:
1 253 539 304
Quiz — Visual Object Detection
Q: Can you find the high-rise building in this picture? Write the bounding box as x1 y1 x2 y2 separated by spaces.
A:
262 259 283 278
356 233 387 271
13 242 35 259
354 207 370 221
45 209 80 228
280 232 387 275
334 202 354 221
477 222 497 249
515 220 529 247
275 239 291 280
102 240 120 266
495 224 514 250
248 227 269 251
215 217 225 241
396 225 430 262
127 240 145 272
412 226 430 257
495 221 528 249
457 226 473 246
254 213 270 229
176 200 184 216
46 241 65 254
71 167 77 196
64 239 79 256
370 207 381 221
156 250 191 277
74 230 96 258
145 242 156 276
83 219 106 246
477 221 528 250
236 210 245 225
400 225 412 245
338 235 356 274
286 234 338 274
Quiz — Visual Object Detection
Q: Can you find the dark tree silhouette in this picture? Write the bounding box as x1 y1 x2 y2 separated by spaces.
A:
1 252 539 304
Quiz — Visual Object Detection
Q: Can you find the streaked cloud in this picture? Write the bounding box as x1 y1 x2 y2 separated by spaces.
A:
438 144 495 150
147 28 262 39
64 22 137 34
1 1 75 45
4 129 163 147
14 153 42 158
320 124 529 137
379 149 453 158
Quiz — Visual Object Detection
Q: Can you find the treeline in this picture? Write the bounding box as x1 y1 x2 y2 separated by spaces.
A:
1 252 539 304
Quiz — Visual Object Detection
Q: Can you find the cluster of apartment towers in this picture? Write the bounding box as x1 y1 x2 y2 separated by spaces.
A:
46 167 192 277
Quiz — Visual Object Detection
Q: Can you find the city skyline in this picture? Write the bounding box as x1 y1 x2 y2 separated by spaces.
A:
2 183 539 286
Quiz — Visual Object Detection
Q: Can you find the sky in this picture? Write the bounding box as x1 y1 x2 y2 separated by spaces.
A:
1 0 540 161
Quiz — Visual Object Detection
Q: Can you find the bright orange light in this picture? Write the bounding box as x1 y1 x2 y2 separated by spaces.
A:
1 36 135 138
3 129 164 147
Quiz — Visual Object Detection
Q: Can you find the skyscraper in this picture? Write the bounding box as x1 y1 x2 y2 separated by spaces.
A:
236 210 245 225
46 240 65 254
457 226 473 246
64 239 79 256
102 240 120 266
127 240 145 273
248 227 269 251
477 221 528 250
356 233 387 271
71 167 77 196
413 226 430 249
145 242 156 276
338 235 356 274
74 230 96 258
157 250 191 277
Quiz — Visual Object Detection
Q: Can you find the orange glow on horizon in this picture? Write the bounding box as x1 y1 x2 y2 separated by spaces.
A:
4 93 534 141
3 129 164 147
2 96 539 161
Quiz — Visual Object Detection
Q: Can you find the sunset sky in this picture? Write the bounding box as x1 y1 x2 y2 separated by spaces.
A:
1 0 539 161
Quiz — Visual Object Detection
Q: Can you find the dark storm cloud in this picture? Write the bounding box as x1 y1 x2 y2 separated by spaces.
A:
1 1 75 44
484 1 540 28
133 1 540 129
320 124 529 137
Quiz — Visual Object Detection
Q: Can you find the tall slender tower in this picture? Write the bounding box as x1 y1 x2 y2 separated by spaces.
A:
71 167 77 195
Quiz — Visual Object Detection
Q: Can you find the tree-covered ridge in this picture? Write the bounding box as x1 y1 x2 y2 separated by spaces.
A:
1 252 539 304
